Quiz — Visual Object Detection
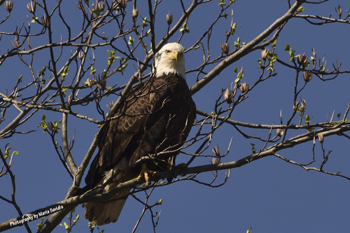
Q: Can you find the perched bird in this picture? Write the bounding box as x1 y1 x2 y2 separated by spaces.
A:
83 42 196 225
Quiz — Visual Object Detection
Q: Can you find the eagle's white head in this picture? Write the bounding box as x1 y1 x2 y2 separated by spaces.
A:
154 42 186 80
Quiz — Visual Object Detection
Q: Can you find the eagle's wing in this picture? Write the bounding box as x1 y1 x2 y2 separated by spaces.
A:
85 77 176 187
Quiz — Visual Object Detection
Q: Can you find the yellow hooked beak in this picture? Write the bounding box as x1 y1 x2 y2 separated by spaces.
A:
166 50 179 61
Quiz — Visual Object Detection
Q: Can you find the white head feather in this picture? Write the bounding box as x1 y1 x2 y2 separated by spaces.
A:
154 43 186 80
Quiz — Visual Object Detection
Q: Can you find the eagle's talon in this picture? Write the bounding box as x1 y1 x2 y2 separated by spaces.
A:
137 164 157 187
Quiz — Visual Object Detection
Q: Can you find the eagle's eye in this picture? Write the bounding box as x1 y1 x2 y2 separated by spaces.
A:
165 50 171 54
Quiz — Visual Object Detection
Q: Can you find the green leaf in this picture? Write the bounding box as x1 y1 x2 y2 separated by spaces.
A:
37 217 45 228
180 22 190 33
296 6 305 13
107 50 116 56
284 44 290 51
257 58 264 69
4 147 9 159
218 0 226 6
39 114 47 132
128 36 134 45
271 39 277 49
63 66 69 73
31 16 38 23
236 67 244 80
12 151 19 155
63 222 69 230
231 22 236 35
288 48 295 61
305 114 311 124
61 86 70 97
302 61 311 69
74 214 80 223
60 66 70 81
94 8 101 16
90 66 97 75
141 17 148 27
257 58 262 66
237 71 243 80
268 53 277 71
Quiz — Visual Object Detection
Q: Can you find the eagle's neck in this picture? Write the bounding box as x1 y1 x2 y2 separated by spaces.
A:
155 63 186 80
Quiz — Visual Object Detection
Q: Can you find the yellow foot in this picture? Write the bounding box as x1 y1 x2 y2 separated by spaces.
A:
137 164 157 187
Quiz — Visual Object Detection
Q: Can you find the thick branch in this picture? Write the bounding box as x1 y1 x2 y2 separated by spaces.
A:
4 122 350 232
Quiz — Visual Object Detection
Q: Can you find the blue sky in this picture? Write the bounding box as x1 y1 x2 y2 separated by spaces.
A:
1 0 350 232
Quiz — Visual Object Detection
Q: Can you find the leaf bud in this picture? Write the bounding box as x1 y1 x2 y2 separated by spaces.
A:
220 43 229 55
27 37 31 48
297 53 307 65
118 0 127 9
157 199 163 205
335 5 342 17
106 101 114 111
26 1 36 13
78 51 84 60
293 102 300 111
86 78 92 87
261 48 269 61
224 88 233 104
11 38 18 48
303 71 313 82
212 146 220 157
212 157 219 165
132 8 139 18
212 145 220 165
318 133 324 143
41 15 47 27
240 82 249 94
166 12 173 25
97 1 105 12
97 78 106 90
276 128 284 137
5 1 13 13
76 1 83 11
311 47 316 57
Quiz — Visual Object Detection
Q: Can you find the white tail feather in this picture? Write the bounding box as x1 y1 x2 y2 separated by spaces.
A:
83 187 130 225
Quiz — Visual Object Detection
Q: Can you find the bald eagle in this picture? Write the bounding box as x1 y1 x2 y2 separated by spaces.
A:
83 43 196 225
